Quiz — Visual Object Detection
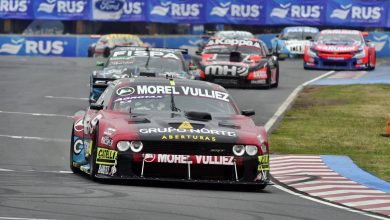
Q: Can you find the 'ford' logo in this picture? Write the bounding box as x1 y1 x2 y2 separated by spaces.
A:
95 0 124 12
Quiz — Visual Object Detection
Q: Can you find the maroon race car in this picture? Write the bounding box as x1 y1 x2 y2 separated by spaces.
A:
70 77 270 188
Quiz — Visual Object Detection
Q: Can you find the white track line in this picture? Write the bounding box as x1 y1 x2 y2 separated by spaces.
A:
264 70 335 132
0 217 56 220
45 96 88 101
0 134 68 142
265 70 389 219
0 110 72 118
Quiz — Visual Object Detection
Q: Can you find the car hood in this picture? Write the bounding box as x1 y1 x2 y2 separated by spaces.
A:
103 111 259 145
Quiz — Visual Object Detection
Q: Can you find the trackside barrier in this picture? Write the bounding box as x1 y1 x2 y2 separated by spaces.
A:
0 32 389 58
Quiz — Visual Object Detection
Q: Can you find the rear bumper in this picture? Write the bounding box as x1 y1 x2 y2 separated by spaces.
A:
201 77 268 88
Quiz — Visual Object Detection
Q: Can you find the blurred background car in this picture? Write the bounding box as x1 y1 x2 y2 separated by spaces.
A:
88 34 145 58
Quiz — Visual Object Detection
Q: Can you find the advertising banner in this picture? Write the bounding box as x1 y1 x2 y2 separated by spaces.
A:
91 0 146 21
34 0 90 20
0 35 77 57
147 0 205 24
205 0 266 24
266 0 325 25
0 0 34 19
326 0 388 27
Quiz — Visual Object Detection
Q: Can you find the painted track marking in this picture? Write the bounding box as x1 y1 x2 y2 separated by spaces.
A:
0 110 72 118
0 134 68 142
45 96 88 101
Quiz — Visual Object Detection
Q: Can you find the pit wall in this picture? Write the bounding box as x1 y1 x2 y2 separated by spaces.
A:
0 33 388 58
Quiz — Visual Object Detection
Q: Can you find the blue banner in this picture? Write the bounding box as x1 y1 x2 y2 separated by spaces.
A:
326 0 388 27
0 0 34 19
206 0 266 24
34 0 90 20
147 0 205 24
0 36 77 57
266 0 325 25
91 0 146 21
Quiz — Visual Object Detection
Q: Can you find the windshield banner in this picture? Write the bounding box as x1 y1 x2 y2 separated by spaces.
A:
326 0 388 27
206 0 266 24
266 0 326 25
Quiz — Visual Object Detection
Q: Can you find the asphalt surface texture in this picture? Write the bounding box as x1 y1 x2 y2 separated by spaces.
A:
0 56 374 220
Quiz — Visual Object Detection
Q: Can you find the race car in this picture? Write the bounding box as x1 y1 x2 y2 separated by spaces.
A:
271 26 319 59
195 38 279 88
70 77 271 188
89 47 190 103
304 29 376 70
88 34 144 58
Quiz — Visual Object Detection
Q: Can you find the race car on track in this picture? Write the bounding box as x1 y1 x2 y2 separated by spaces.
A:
89 47 189 103
88 34 144 58
303 29 376 70
70 77 270 188
271 26 319 59
195 38 279 88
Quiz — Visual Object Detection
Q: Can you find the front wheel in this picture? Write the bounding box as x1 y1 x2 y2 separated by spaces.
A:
89 127 99 180
103 47 110 58
70 127 81 173
264 68 272 89
271 65 279 88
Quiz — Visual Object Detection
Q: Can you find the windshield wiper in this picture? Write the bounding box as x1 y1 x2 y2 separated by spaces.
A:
168 78 181 112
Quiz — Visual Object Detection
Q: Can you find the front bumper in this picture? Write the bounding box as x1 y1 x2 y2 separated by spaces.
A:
95 151 270 184
304 57 368 70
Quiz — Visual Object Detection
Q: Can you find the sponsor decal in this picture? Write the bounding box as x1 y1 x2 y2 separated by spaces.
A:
210 1 260 18
204 65 248 77
161 134 216 142
0 0 29 14
37 0 87 15
258 154 269 171
327 56 345 60
74 118 84 132
97 164 117 175
73 139 83 155
330 3 383 21
270 2 322 19
315 45 357 52
0 37 68 56
140 127 236 137
101 135 113 147
143 153 234 165
178 121 193 130
321 30 360 35
207 39 261 48
372 34 388 52
285 27 318 33
96 147 118 165
116 86 135 96
114 95 163 103
150 1 202 18
112 50 180 60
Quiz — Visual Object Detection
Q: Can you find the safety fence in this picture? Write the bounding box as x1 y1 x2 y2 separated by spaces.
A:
0 0 389 27
0 32 389 58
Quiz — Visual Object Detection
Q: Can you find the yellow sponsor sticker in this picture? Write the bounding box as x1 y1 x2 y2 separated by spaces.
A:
258 155 270 171
96 147 118 165
178 121 193 130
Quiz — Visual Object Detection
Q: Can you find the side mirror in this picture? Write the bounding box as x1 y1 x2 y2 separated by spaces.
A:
362 32 369 37
90 103 103 110
96 61 104 67
189 65 198 70
195 51 202 55
241 109 255 116
305 36 313 40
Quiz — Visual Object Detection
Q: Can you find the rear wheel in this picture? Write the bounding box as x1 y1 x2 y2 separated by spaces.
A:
264 68 272 89
368 53 375 71
89 127 99 180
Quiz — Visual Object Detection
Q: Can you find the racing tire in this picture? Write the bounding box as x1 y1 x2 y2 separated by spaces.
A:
368 54 375 71
103 47 110 58
271 64 279 88
70 126 81 174
89 126 99 180
264 68 272 89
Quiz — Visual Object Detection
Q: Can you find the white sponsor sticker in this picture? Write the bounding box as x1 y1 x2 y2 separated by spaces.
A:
143 154 235 165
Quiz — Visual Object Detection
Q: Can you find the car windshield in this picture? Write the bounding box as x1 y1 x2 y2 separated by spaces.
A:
316 34 362 45
281 31 317 40
110 93 237 115
107 56 184 72
203 45 264 55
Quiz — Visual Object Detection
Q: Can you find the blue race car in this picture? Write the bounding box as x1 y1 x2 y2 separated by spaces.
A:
271 26 319 60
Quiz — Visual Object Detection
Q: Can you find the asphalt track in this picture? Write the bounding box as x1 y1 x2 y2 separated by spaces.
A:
0 57 374 220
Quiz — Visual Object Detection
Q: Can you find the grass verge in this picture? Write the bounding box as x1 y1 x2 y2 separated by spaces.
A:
269 84 390 181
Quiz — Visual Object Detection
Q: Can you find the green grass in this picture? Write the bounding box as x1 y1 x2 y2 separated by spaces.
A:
269 85 390 181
